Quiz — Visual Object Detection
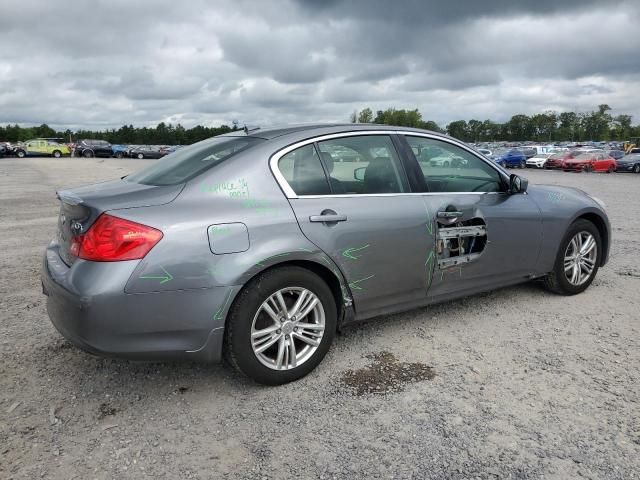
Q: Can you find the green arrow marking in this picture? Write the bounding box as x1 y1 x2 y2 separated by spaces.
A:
426 221 434 236
348 274 375 291
342 244 370 260
213 290 233 321
139 266 173 284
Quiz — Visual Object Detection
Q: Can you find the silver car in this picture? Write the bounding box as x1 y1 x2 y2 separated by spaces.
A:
42 125 610 384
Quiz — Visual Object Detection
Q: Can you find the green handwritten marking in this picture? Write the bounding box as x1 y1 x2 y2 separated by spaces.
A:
139 266 173 284
348 274 375 291
213 290 233 321
209 225 232 236
547 191 566 204
424 249 434 267
426 221 434 236
342 244 370 260
202 178 249 197
424 249 435 287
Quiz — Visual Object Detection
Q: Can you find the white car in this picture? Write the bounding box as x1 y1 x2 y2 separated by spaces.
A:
526 153 553 168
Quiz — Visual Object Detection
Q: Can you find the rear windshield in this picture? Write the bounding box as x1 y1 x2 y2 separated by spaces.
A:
126 136 262 186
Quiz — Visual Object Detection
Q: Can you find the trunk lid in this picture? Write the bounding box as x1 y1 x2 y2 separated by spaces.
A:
56 179 183 265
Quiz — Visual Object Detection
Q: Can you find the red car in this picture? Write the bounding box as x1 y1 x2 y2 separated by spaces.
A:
545 150 582 169
563 152 617 173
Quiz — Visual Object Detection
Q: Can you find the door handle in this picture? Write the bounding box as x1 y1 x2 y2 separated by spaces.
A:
310 214 347 223
437 211 463 218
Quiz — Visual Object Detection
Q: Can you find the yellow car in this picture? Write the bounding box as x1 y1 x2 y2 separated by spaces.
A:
16 139 71 158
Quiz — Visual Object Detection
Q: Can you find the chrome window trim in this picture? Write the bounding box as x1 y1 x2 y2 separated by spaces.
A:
269 130 508 199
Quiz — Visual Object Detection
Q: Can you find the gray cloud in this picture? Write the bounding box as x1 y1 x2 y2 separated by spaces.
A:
0 0 639 130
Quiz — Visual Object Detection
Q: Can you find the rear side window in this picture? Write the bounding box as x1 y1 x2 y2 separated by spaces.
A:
278 144 331 195
316 135 408 194
127 136 262 186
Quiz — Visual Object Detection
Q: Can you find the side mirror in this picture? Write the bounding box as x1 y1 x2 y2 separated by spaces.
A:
509 174 528 194
354 166 366 181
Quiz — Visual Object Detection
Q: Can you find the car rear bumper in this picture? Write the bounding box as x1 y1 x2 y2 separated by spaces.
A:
41 242 237 363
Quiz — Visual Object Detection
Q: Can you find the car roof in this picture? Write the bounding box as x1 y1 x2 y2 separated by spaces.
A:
221 123 449 141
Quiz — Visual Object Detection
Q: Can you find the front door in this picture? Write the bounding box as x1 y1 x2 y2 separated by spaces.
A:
275 133 434 319
402 135 543 301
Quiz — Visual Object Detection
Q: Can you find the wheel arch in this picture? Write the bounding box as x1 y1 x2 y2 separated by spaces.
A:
226 259 351 331
574 212 610 266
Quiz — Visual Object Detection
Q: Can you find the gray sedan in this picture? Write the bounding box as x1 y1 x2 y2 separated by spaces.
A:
42 124 610 384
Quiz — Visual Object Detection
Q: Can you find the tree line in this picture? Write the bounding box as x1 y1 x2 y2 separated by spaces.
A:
2 104 638 145
0 122 235 145
350 105 638 142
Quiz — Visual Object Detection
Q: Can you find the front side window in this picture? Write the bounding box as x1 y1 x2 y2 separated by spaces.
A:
316 135 408 194
405 136 504 193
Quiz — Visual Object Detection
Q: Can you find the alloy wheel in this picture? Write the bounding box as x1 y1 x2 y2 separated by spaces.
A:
563 231 597 286
251 287 325 371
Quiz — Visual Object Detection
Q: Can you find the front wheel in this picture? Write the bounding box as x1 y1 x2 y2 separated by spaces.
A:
137 153 144 159
633 164 640 174
224 266 337 385
542 219 601 295
16 150 26 158
519 160 526 169
52 150 61 158
83 149 93 158
607 165 615 174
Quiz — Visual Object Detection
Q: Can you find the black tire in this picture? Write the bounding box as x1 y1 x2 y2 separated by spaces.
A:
52 150 61 158
115 152 124 158
137 153 144 159
607 165 615 174
633 164 640 174
443 161 450 168
519 160 526 169
224 266 337 385
542 219 601 296
16 150 25 158
83 149 93 158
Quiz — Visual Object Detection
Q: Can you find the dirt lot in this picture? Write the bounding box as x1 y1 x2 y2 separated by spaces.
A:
1 157 638 479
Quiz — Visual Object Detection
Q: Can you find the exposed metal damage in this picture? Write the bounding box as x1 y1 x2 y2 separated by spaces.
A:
436 220 487 269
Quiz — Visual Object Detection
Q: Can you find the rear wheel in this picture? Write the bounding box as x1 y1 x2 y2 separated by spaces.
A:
83 149 93 158
16 150 26 158
52 150 61 158
224 266 337 385
542 219 601 295
137 153 144 159
519 159 526 169
607 165 615 173
633 164 640 174
115 152 124 158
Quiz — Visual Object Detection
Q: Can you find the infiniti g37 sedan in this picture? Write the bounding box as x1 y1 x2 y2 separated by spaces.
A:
42 124 610 384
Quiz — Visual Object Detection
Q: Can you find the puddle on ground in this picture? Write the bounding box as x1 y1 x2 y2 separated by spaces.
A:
340 351 435 396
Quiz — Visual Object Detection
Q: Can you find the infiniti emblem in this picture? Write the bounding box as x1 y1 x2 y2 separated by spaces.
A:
71 221 84 234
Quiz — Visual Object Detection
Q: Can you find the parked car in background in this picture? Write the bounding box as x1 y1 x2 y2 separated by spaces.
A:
74 139 113 158
111 144 129 158
522 148 537 159
563 152 616 173
491 148 527 168
545 150 602 169
15 139 71 158
526 152 552 168
607 150 625 161
129 145 169 159
615 154 640 173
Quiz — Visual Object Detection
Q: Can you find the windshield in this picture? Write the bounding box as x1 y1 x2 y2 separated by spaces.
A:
126 136 263 186
574 153 594 160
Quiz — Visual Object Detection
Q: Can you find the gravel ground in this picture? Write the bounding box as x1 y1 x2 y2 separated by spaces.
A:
1 157 638 479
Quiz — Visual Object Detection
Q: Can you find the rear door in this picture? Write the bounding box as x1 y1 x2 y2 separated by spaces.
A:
273 132 434 318
400 134 543 301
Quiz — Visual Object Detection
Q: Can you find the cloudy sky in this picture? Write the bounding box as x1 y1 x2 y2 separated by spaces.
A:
1 0 639 130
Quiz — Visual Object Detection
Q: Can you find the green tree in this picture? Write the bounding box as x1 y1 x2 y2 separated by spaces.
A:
357 108 373 123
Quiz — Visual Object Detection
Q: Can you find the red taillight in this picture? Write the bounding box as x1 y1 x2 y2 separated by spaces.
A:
70 214 163 262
